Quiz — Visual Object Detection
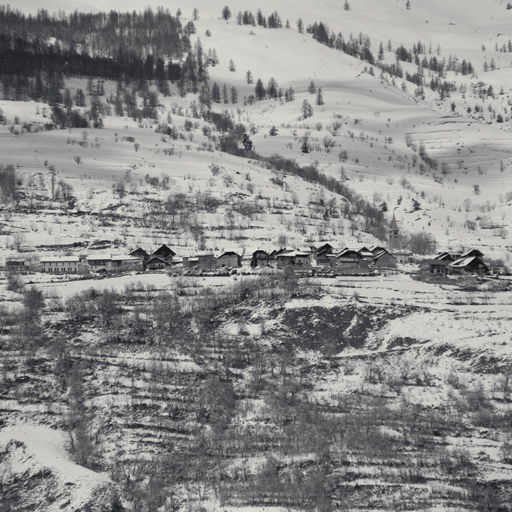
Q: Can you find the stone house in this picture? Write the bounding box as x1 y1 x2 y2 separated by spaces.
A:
276 250 313 267
251 250 269 267
217 251 242 268
40 255 88 274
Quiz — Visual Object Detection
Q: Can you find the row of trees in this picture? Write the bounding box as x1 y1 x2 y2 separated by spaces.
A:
230 8 285 28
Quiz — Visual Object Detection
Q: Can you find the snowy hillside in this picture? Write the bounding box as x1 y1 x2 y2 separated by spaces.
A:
0 0 511 261
2 1 512 510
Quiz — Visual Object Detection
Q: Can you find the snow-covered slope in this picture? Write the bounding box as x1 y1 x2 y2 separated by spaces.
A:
0 424 120 511
1 0 511 258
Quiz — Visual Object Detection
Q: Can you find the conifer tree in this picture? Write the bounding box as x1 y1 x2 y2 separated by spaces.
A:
230 86 238 104
267 77 278 99
212 82 221 103
246 70 253 84
316 87 324 105
301 99 313 118
222 84 229 104
199 82 212 109
255 79 266 100
222 5 232 20
308 80 317 94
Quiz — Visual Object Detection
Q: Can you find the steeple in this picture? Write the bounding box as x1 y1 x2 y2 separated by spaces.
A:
390 212 398 231
389 212 400 250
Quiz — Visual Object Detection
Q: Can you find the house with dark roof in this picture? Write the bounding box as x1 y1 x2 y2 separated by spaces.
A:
152 244 176 261
146 256 170 270
424 258 451 275
217 251 242 268
436 252 453 261
316 244 336 266
328 248 362 269
251 250 269 267
269 248 292 261
373 249 397 268
449 251 489 274
129 247 150 261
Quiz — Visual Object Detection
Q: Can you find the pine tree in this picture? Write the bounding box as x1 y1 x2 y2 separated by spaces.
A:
297 18 304 33
255 79 266 100
229 59 236 72
75 88 86 107
199 82 212 109
192 8 199 20
230 86 238 104
378 42 384 61
64 88 73 111
308 81 316 94
212 82 221 103
86 77 94 96
267 77 278 99
344 1 350 10
246 70 253 84
316 87 324 105
222 5 232 20
301 99 313 118
222 84 229 104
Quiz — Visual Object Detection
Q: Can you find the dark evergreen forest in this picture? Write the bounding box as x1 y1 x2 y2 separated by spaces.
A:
0 6 187 102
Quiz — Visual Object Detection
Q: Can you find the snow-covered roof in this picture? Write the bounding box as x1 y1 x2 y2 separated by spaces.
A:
40 256 80 263
374 250 396 260
276 250 310 258
335 248 361 258
450 256 479 268
217 251 241 258
111 255 140 261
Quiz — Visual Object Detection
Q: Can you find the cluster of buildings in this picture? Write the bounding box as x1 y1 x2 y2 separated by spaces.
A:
2 215 490 277
424 249 489 275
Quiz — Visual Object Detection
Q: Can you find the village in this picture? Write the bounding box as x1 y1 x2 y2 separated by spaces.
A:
1 214 492 278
